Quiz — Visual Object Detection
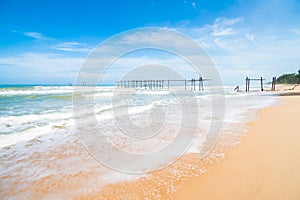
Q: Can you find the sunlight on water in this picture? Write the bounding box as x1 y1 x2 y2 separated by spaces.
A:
0 85 280 199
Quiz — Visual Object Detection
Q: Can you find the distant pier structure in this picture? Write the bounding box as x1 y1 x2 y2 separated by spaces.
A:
116 77 211 91
245 76 277 92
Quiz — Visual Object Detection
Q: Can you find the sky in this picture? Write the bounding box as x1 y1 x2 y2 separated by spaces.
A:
0 0 300 85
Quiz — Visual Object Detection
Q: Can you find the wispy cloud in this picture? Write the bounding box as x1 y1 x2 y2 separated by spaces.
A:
0 52 84 83
175 15 300 83
245 33 256 44
290 29 300 35
0 52 83 72
23 32 46 40
2 14 300 85
192 2 198 10
214 17 244 27
212 28 236 36
51 42 91 52
211 17 244 37
177 19 190 27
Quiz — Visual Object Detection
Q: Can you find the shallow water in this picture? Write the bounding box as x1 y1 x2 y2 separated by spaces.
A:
0 85 280 199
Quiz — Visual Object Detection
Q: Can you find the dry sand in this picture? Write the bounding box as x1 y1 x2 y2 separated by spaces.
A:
171 95 300 199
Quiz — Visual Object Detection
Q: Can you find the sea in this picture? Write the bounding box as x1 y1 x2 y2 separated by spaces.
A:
0 84 281 199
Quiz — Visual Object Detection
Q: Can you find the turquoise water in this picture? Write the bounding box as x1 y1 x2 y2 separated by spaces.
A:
0 85 183 143
0 84 279 146
0 84 281 199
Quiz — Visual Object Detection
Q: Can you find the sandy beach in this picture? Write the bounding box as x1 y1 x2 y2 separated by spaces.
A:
1 85 299 199
172 91 300 199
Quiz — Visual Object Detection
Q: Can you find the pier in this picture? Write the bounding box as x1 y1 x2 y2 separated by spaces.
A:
116 77 211 91
245 77 277 92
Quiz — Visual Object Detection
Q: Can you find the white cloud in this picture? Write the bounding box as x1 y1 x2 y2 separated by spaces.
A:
177 20 190 27
245 33 256 43
212 28 236 36
211 17 244 37
0 52 84 77
3 14 300 85
51 42 91 52
0 55 81 84
214 17 244 27
185 17 244 38
23 32 46 40
0 49 207 84
290 29 300 35
192 2 198 10
176 16 300 84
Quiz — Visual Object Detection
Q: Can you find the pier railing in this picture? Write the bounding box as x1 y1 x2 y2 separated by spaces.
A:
116 77 211 91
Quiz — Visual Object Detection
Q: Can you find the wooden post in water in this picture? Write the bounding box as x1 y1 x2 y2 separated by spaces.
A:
199 77 203 91
185 79 187 90
248 78 250 92
271 77 277 91
168 79 170 89
260 77 264 91
271 78 273 91
246 77 249 92
193 79 196 91
245 77 248 92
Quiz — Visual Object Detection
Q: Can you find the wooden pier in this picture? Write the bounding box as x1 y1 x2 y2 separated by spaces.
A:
116 77 210 91
245 77 265 92
245 77 277 92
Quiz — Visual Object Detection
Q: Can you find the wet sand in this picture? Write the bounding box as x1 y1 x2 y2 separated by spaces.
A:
172 95 300 199
1 85 299 199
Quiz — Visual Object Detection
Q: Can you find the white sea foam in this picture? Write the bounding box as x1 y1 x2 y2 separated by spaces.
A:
0 85 282 199
0 86 280 149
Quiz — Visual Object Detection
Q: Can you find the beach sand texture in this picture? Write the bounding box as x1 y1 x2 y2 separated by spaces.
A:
1 85 299 199
172 94 300 199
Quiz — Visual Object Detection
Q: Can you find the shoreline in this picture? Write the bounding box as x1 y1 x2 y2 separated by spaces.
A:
171 95 300 199
82 93 280 199
1 86 299 199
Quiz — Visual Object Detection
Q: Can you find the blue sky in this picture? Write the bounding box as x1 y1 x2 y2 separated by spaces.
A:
0 0 300 85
